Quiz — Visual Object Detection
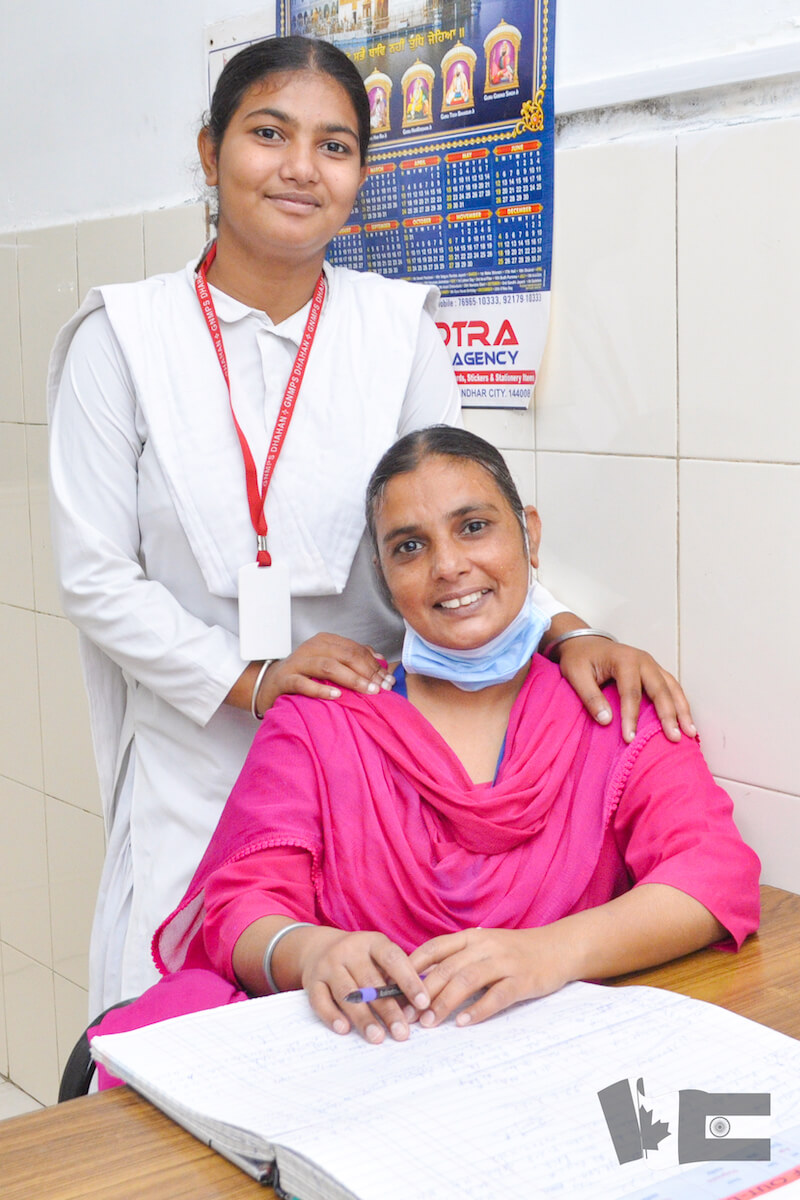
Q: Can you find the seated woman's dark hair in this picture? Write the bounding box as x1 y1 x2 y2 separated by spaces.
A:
365 425 528 554
204 35 371 164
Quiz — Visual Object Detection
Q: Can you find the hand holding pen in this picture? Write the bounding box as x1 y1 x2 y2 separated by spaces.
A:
298 928 430 1045
344 980 426 1004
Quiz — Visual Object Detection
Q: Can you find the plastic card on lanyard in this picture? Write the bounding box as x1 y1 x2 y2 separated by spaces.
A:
194 244 326 660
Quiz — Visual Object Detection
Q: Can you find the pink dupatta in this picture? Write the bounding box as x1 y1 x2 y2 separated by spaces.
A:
154 657 661 974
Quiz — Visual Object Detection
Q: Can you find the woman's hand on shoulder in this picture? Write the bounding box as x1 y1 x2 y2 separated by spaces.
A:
298 928 430 1044
553 633 696 745
238 634 396 715
408 927 572 1029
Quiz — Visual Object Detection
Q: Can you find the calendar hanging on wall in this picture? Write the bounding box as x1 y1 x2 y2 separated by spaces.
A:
208 1 556 409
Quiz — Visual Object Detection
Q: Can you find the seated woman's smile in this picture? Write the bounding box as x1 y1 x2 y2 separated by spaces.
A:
375 454 537 652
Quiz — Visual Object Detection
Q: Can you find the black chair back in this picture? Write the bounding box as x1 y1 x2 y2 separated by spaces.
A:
58 999 136 1102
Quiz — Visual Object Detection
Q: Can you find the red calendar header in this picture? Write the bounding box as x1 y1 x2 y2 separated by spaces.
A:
367 163 397 175
335 225 363 236
402 216 444 228
444 150 490 163
496 204 543 217
364 221 400 232
494 141 542 156
400 156 441 169
447 209 492 223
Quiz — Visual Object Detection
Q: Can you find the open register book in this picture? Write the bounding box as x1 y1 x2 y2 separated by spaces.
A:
91 981 800 1200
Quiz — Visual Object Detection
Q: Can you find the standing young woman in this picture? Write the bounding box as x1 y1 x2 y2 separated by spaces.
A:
48 37 692 1013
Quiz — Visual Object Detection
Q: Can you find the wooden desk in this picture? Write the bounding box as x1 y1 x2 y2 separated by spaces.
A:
1 1085 270 1200
610 884 800 1040
2 885 797 1200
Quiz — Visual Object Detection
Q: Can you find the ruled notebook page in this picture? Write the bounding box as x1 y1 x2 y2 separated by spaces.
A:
92 982 800 1200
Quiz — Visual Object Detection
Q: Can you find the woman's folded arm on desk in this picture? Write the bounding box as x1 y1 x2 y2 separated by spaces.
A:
204 854 431 1045
407 728 759 1031
199 708 758 1041
233 919 430 1043
225 884 724 1040
408 884 724 1031
202 844 317 984
197 708 759 1043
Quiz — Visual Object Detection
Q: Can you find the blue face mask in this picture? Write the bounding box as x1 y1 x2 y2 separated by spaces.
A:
401 586 551 691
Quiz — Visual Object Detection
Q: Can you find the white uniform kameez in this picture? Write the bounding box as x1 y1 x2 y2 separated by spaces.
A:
49 258 564 1012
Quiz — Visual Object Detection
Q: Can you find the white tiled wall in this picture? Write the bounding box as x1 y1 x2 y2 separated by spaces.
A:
0 110 798 1104
533 115 800 893
535 138 677 458
677 119 800 464
0 423 34 609
679 459 800 796
0 778 51 967
0 202 207 1104
0 237 24 424
3 945 60 1103
535 452 678 673
17 226 78 426
0 943 8 1079
77 214 145 301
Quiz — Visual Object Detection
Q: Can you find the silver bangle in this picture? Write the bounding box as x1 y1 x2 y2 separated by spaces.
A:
544 628 618 661
250 659 277 720
263 922 313 994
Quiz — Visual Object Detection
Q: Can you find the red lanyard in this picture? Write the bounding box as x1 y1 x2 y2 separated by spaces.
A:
194 242 326 566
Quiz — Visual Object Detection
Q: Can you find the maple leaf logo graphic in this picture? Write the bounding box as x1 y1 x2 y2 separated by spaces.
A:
638 1104 671 1152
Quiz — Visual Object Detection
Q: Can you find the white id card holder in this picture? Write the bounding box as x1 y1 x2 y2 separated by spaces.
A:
238 561 292 660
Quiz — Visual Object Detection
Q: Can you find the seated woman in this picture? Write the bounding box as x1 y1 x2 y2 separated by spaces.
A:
98 427 759 1057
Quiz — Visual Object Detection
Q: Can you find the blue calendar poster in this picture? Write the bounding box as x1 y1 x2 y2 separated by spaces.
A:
279 0 556 409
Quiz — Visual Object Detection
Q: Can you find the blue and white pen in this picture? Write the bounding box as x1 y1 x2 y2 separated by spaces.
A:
343 983 406 1003
344 975 428 1004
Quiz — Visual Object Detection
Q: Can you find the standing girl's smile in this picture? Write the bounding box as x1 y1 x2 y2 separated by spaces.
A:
198 71 368 318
